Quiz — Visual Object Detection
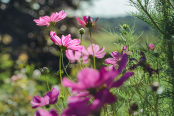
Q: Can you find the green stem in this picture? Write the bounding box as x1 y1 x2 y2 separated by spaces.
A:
80 34 83 68
61 52 71 96
59 50 63 95
61 53 72 80
135 88 158 116
89 28 96 69
55 103 61 112
62 99 66 109
44 74 50 91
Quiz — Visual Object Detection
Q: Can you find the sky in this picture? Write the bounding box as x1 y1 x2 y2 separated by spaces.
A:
71 0 138 18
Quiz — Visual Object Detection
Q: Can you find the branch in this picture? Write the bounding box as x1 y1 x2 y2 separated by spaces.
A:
167 0 174 9
137 0 164 34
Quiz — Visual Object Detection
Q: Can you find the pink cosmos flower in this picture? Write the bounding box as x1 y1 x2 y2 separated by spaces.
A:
76 16 98 28
105 45 131 70
50 31 83 51
82 44 106 59
65 49 88 63
35 108 58 116
31 88 60 108
33 10 66 27
63 54 134 93
148 43 155 51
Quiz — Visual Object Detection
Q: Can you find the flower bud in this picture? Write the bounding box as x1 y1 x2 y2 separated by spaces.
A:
78 28 85 35
151 82 160 91
148 43 155 51
122 24 129 30
41 67 50 73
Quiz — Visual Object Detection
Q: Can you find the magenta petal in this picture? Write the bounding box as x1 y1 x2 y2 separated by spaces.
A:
105 58 116 64
95 89 116 104
77 68 100 88
46 88 59 104
111 71 134 88
111 51 121 59
31 95 50 108
117 54 128 73
76 17 86 26
50 109 59 116
91 89 116 114
83 16 87 22
92 17 98 25
62 97 90 116
50 31 62 45
63 78 81 91
35 108 58 116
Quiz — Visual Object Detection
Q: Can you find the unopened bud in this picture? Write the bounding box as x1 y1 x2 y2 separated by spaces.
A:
78 28 85 35
151 82 160 91
122 24 129 30
41 67 49 73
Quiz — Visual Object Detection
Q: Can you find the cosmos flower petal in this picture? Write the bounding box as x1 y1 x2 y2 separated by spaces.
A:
111 71 134 88
76 17 86 26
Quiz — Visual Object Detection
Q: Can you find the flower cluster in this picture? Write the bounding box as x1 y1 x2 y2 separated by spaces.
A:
31 11 135 116
63 54 134 115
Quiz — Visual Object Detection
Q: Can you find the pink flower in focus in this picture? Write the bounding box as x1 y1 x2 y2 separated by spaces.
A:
35 108 58 116
82 44 106 59
50 31 83 51
65 49 88 63
76 16 98 28
33 10 66 27
31 88 60 108
148 43 155 51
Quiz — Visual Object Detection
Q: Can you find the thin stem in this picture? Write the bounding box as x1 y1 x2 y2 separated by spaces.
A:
61 53 72 80
59 50 64 95
55 103 61 112
135 88 158 116
89 28 96 69
62 99 66 109
111 104 116 116
80 34 83 68
44 74 50 91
